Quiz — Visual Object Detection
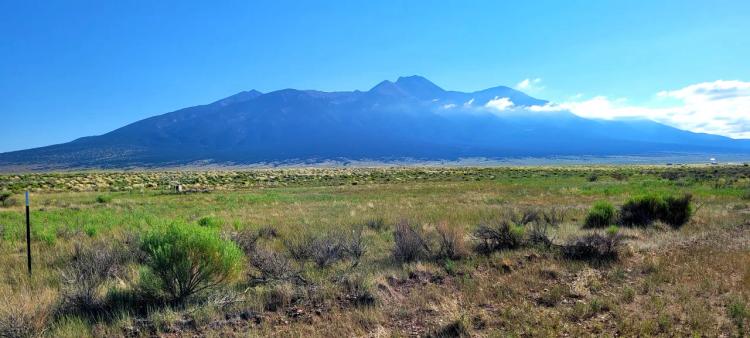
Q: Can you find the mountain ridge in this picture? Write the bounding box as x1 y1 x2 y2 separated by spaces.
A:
1 76 748 170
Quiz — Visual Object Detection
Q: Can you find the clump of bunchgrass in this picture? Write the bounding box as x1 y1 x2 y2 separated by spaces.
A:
434 222 468 260
0 288 55 338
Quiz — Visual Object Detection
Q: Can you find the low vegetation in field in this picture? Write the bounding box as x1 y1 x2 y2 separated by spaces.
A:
0 166 748 337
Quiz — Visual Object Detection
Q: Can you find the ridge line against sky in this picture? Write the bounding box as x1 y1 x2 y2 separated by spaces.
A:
1 1 749 152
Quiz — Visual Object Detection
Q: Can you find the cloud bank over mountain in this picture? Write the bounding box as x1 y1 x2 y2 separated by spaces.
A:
530 80 750 139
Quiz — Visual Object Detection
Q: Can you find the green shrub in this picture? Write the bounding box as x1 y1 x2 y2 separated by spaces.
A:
619 195 665 227
584 201 616 228
741 189 750 200
727 298 748 335
140 222 244 303
197 216 223 228
661 194 692 228
618 194 692 228
95 195 112 204
0 192 18 207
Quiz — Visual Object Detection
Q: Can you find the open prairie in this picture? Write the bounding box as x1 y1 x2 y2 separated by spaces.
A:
0 166 749 337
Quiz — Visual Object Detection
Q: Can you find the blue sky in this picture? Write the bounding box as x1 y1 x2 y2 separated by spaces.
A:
1 1 749 152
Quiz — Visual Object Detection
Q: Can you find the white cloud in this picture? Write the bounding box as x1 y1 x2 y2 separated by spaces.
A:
442 103 457 109
485 97 514 111
516 78 544 92
528 80 750 139
463 98 475 107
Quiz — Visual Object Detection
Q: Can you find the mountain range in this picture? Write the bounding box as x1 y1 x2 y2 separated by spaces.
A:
1 75 749 170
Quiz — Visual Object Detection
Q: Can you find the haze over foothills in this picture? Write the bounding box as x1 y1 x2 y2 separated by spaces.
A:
1 1 749 163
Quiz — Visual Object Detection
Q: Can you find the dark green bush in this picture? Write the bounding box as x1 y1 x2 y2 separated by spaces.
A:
95 195 112 204
584 201 615 228
618 194 692 228
619 195 665 227
661 194 693 228
140 222 244 303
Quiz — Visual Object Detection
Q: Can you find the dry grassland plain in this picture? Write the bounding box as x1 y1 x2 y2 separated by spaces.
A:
0 166 748 337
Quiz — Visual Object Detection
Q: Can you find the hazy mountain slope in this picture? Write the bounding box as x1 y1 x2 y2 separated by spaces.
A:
1 76 748 169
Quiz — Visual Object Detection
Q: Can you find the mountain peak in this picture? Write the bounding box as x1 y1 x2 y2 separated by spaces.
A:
394 75 444 99
368 80 413 98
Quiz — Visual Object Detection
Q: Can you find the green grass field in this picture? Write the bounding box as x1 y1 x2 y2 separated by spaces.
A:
0 166 748 337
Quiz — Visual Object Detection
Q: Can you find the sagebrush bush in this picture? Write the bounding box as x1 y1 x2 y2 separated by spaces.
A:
342 227 367 266
248 247 298 283
473 221 525 254
140 222 244 303
59 241 133 315
393 220 431 262
284 229 366 268
618 193 692 228
561 232 622 261
284 234 316 262
527 208 564 249
232 228 260 254
310 233 346 268
584 201 615 228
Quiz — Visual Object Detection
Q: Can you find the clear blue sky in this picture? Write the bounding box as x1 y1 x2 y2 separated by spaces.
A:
1 1 749 152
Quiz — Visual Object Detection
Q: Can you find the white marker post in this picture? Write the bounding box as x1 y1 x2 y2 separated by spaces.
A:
25 191 31 275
